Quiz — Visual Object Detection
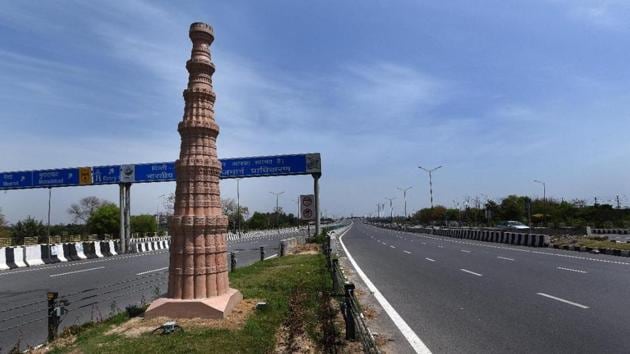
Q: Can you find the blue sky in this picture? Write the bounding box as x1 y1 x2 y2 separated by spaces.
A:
1 0 630 223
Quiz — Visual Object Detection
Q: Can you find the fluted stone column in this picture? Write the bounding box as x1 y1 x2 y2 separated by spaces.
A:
146 22 241 319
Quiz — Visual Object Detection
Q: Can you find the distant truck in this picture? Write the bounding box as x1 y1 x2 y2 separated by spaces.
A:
496 220 530 230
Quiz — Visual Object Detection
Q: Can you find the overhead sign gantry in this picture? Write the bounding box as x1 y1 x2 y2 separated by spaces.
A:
0 153 322 252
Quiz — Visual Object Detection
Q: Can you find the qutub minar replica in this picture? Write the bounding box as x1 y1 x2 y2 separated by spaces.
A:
146 22 242 319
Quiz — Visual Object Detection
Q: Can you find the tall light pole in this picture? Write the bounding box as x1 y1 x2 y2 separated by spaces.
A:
397 186 413 218
270 191 284 232
385 197 396 222
418 165 442 209
533 179 546 201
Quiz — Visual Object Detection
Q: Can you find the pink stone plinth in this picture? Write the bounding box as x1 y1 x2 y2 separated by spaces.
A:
144 288 242 319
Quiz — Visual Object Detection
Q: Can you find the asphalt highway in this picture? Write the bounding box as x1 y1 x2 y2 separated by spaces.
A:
0 232 298 353
341 222 630 354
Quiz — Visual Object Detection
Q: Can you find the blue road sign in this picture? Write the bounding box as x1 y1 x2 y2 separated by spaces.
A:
0 171 33 189
0 153 321 190
92 165 121 185
135 162 175 183
220 153 320 179
33 168 79 188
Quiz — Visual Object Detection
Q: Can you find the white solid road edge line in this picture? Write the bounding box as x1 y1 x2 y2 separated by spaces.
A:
339 224 432 354
536 292 590 309
49 266 105 278
497 256 515 261
136 266 169 276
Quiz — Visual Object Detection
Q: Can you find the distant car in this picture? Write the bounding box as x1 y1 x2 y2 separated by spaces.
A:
496 220 530 230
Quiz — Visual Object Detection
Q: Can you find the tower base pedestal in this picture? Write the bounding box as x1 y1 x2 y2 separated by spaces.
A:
144 288 242 319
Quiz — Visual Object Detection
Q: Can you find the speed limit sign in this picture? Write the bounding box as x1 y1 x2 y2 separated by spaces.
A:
300 194 315 220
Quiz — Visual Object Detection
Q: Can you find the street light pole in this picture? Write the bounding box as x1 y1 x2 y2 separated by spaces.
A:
397 186 412 218
270 191 284 232
385 197 396 223
418 165 443 209
533 179 546 201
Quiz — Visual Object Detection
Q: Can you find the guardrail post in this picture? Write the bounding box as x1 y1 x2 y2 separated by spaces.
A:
230 252 236 272
280 241 285 257
332 258 339 292
260 246 265 261
344 283 356 340
47 292 59 341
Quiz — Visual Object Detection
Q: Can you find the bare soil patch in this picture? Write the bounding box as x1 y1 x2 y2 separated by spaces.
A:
105 298 258 338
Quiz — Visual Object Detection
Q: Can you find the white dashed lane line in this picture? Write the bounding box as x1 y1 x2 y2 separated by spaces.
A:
50 266 105 278
136 266 169 276
390 245 396 249
403 250 412 254
425 258 436 262
537 292 589 309
460 250 471 253
460 269 483 277
497 256 515 261
557 266 588 274
400 231 630 266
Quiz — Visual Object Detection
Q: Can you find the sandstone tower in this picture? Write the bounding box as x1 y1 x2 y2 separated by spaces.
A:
145 22 241 319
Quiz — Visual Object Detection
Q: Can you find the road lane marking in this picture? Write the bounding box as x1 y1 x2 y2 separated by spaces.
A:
536 292 589 309
497 256 515 261
403 250 412 254
425 258 436 262
399 231 630 266
340 224 432 353
264 254 278 260
437 245 444 248
390 245 396 249
421 242 427 245
460 269 482 277
50 266 105 278
460 250 471 253
557 266 587 274
136 266 169 276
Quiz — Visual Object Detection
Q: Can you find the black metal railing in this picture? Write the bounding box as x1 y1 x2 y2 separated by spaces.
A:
324 230 380 354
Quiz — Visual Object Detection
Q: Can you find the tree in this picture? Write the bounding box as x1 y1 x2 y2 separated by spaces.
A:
222 198 249 232
131 214 157 235
0 208 9 239
499 195 526 222
12 216 46 245
87 203 120 236
68 196 107 223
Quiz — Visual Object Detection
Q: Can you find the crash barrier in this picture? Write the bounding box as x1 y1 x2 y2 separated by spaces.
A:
589 228 630 235
129 237 171 253
226 226 310 242
388 225 551 247
324 225 379 353
0 240 120 271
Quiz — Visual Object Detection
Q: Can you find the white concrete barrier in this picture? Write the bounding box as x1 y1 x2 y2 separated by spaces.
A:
13 247 27 268
0 247 9 270
24 245 45 266
52 244 67 262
